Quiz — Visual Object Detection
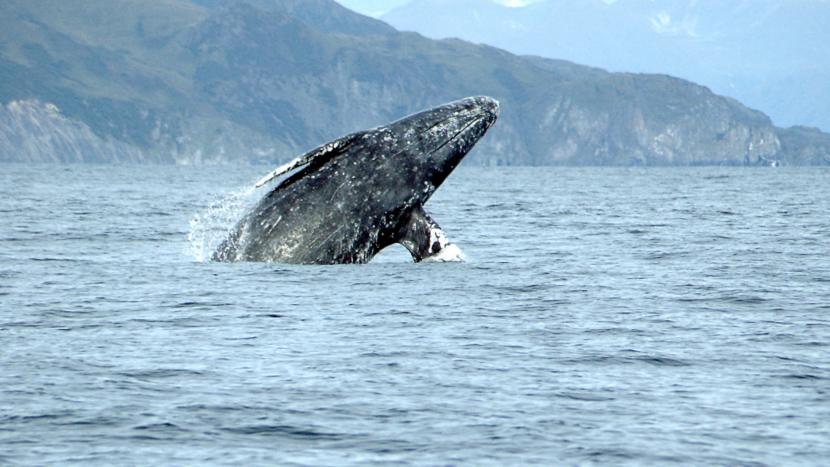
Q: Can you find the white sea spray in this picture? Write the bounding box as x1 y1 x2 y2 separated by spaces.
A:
186 185 258 262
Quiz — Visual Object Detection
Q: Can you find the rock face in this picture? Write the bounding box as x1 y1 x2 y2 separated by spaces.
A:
0 0 828 165
0 100 149 163
511 69 783 165
777 126 830 166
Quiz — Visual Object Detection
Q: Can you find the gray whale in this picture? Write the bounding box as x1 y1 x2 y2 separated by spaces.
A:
213 96 499 264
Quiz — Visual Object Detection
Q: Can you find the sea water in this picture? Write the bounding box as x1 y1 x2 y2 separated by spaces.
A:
1 164 828 465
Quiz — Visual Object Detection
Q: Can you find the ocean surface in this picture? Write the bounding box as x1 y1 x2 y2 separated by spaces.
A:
1 164 829 465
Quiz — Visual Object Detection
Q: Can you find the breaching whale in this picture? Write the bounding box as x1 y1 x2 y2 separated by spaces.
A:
212 96 499 264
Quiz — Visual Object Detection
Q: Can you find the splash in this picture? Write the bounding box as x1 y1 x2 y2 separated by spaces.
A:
422 243 466 263
187 184 258 262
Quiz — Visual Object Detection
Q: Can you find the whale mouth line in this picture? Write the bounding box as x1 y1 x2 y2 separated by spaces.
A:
382 111 491 163
427 113 491 159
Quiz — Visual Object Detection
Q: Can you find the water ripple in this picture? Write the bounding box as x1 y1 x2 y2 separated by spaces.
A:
2 165 829 465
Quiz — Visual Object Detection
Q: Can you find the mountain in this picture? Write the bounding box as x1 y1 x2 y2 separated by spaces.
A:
382 0 830 132
1 0 828 165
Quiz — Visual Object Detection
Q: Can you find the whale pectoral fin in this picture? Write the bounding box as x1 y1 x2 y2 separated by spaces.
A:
255 132 359 188
397 206 463 263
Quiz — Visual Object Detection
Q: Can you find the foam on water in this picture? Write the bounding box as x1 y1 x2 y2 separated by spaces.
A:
423 243 465 262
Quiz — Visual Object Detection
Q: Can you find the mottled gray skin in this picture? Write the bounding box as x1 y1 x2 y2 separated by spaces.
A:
213 96 499 264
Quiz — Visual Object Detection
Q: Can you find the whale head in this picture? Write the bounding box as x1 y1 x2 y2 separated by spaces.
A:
371 96 500 203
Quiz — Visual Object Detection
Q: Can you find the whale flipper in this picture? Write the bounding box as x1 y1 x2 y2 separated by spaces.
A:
255 133 359 188
397 206 462 262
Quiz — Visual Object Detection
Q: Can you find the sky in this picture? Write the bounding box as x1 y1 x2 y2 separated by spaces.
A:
335 0 544 17
334 0 408 17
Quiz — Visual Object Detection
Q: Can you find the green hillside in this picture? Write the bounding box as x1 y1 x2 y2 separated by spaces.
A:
1 0 828 165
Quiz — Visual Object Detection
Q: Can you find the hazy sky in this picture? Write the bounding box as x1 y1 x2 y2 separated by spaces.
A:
334 0 408 17
335 0 545 17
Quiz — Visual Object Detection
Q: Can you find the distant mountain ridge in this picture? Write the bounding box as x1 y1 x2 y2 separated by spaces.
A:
382 0 830 133
0 0 828 165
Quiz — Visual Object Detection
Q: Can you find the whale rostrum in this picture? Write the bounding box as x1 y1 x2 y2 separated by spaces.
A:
212 96 499 264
